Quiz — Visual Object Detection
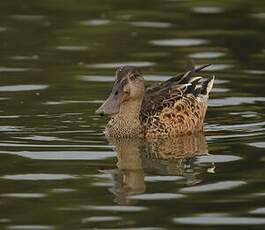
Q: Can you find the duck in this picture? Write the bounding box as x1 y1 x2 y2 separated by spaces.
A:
96 64 214 138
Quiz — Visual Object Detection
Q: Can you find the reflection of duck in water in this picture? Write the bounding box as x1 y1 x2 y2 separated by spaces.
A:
106 133 211 204
108 138 146 204
96 65 214 138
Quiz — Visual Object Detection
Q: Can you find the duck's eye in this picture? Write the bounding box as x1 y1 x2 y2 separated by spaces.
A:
115 91 118 95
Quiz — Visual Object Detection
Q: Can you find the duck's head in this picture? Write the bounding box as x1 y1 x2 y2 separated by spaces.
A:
96 66 145 116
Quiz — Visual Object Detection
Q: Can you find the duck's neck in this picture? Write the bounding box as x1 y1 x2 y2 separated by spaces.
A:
105 99 143 137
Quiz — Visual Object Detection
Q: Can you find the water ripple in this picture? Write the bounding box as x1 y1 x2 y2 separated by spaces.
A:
244 69 265 75
51 188 75 193
7 225 54 230
11 15 46 21
80 75 114 82
56 46 88 51
0 126 23 132
251 13 265 20
0 67 30 72
210 97 265 107
80 19 110 26
174 216 265 225
82 216 122 223
196 154 241 163
0 84 48 92
131 21 172 28
80 74 228 83
18 135 66 141
0 27 7 32
248 142 265 149
150 38 208 47
10 55 39 60
145 175 183 182
85 205 147 212
2 173 77 181
180 181 246 193
85 62 155 69
130 193 185 200
197 64 232 71
0 115 20 118
1 151 115 160
192 6 225 14
189 52 225 59
0 143 109 148
1 193 46 198
250 207 265 214
44 100 89 105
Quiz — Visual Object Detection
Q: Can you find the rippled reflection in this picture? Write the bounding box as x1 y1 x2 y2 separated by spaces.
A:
106 133 211 204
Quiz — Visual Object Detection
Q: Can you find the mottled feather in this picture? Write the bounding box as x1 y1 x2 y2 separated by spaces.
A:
140 64 211 122
140 64 214 137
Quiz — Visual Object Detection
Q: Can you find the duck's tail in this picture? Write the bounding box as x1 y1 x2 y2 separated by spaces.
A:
201 75 215 96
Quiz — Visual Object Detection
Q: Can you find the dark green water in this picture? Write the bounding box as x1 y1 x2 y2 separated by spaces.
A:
0 0 265 229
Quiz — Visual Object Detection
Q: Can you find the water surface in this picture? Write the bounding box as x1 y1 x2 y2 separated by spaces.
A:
0 0 265 229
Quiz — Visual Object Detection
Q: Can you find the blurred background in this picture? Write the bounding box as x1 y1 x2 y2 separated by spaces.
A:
0 0 265 229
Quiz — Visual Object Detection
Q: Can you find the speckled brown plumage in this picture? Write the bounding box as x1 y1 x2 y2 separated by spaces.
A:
142 94 208 137
140 64 214 137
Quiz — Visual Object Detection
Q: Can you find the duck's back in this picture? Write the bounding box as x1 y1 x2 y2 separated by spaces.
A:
140 65 214 137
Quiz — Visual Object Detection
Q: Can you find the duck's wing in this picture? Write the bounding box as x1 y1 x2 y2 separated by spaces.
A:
140 64 214 122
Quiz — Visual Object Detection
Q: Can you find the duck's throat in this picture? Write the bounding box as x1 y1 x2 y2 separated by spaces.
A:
105 100 143 137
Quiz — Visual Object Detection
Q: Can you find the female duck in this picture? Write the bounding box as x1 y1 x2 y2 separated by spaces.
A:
96 65 214 138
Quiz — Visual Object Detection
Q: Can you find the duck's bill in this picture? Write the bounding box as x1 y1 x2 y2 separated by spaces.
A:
95 92 121 116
